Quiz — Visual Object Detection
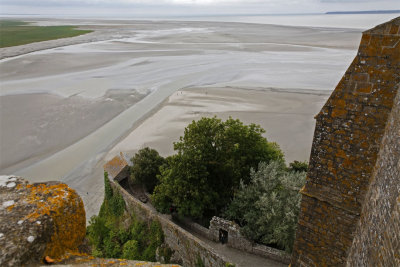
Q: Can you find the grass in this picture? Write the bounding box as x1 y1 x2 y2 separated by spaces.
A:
0 20 93 48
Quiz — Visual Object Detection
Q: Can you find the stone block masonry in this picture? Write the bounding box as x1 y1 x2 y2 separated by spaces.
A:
346 87 400 266
109 178 232 267
291 17 400 266
209 217 291 264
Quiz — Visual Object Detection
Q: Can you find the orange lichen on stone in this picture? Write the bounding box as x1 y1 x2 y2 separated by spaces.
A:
104 153 129 179
331 108 347 118
0 177 87 266
6 204 15 212
23 182 86 260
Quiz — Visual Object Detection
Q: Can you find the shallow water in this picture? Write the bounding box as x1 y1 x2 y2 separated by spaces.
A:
0 22 357 98
162 14 399 29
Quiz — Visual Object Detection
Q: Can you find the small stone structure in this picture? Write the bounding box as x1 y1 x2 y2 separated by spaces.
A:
0 176 86 266
103 152 131 182
209 216 291 264
209 217 252 250
291 17 400 266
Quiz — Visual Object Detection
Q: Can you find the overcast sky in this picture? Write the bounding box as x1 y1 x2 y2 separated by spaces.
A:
1 0 399 16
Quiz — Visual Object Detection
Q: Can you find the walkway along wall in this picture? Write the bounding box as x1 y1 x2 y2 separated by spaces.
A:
108 178 232 267
291 17 400 266
179 216 291 264
208 217 291 264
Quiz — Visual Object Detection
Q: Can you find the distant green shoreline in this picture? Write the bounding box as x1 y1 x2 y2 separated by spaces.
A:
0 20 92 48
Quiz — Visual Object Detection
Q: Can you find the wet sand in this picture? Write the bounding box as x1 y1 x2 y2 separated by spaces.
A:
107 87 331 163
0 18 362 220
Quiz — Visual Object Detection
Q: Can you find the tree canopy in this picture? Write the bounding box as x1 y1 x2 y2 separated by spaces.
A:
224 161 306 252
130 147 166 193
152 117 284 220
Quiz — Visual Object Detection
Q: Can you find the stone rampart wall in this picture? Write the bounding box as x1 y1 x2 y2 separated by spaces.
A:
291 17 400 266
175 216 212 240
346 89 400 266
109 178 231 267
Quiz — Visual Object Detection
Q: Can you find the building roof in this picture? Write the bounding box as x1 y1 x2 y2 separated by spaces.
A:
103 152 130 179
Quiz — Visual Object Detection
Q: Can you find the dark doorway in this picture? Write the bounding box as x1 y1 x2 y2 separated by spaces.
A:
219 229 228 244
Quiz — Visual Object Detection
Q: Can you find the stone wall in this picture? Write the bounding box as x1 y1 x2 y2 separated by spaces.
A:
174 216 212 240
209 217 291 264
291 17 400 266
109 178 232 267
346 88 400 266
209 217 252 251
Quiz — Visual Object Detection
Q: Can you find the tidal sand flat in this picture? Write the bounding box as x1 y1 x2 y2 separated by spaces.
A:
0 18 363 219
108 87 331 164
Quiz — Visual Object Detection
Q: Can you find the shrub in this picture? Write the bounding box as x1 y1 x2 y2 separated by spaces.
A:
122 240 140 260
87 172 166 261
109 191 125 217
104 171 113 201
224 161 306 252
288 160 308 173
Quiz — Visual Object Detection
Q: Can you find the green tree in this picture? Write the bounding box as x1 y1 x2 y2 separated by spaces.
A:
130 147 166 193
152 117 284 220
288 160 308 173
224 161 306 252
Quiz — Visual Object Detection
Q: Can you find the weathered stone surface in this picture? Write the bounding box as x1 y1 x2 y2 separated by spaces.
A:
346 88 400 266
209 216 291 264
291 16 400 266
103 152 131 182
209 216 252 250
0 176 86 266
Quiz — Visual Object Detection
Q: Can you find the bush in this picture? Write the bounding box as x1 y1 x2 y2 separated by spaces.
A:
109 191 125 217
104 171 113 200
152 117 284 220
87 172 166 261
288 160 308 173
224 161 306 252
122 240 140 260
130 147 166 193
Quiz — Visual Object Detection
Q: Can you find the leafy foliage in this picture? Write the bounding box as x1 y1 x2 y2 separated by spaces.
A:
195 254 205 267
122 240 140 260
224 161 306 252
104 171 113 201
87 172 166 261
152 117 284 220
130 147 166 193
288 160 309 173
